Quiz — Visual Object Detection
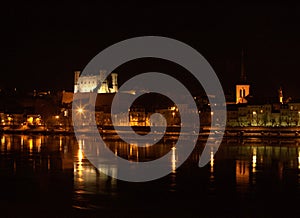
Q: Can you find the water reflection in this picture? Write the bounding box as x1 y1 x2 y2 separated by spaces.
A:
171 146 177 173
0 134 299 217
73 138 118 210
236 160 250 192
298 149 300 169
0 134 75 217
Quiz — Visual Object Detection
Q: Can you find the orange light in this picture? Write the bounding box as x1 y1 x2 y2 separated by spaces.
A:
27 117 33 125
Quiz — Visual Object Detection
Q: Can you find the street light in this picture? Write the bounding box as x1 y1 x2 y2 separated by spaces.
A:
76 106 85 126
77 108 84 114
172 112 175 118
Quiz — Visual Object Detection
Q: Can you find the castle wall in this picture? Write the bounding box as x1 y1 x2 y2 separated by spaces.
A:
74 71 118 94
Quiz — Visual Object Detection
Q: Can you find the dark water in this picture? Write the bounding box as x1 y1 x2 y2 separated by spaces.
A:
0 134 299 217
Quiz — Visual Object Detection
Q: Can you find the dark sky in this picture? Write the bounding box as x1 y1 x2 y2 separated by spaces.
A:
3 2 300 99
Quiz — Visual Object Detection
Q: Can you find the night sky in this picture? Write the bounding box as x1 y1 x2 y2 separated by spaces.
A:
4 2 300 99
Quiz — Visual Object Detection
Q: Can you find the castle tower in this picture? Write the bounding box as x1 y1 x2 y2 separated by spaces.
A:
236 50 250 104
74 71 80 93
111 73 118 93
98 70 109 93
99 80 109 93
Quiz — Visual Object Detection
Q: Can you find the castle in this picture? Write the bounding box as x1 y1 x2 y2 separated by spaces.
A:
74 70 118 93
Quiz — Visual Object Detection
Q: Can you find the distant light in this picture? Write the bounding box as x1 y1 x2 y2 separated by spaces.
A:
27 117 34 124
129 90 136 95
77 108 84 114
36 117 41 125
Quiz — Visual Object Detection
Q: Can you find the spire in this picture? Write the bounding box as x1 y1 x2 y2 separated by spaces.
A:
240 49 246 83
279 87 283 104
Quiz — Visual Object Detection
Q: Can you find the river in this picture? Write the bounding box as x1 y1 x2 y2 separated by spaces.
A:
0 134 299 217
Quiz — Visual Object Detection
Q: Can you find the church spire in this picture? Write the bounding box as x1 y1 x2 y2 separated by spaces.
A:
236 49 250 104
240 49 246 83
278 87 283 104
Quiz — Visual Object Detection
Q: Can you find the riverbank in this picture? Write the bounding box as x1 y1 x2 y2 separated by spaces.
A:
0 126 74 135
1 126 300 139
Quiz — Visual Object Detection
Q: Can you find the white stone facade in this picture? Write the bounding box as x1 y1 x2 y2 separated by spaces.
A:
74 70 118 93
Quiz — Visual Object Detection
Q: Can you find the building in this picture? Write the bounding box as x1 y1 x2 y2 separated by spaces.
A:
236 50 250 104
74 70 118 93
224 50 300 127
65 56 300 128
227 96 300 127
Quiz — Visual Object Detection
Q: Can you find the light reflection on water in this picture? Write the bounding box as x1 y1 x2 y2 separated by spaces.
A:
0 134 299 217
73 138 118 210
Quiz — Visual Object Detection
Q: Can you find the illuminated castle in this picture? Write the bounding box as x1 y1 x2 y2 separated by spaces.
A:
74 70 118 93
